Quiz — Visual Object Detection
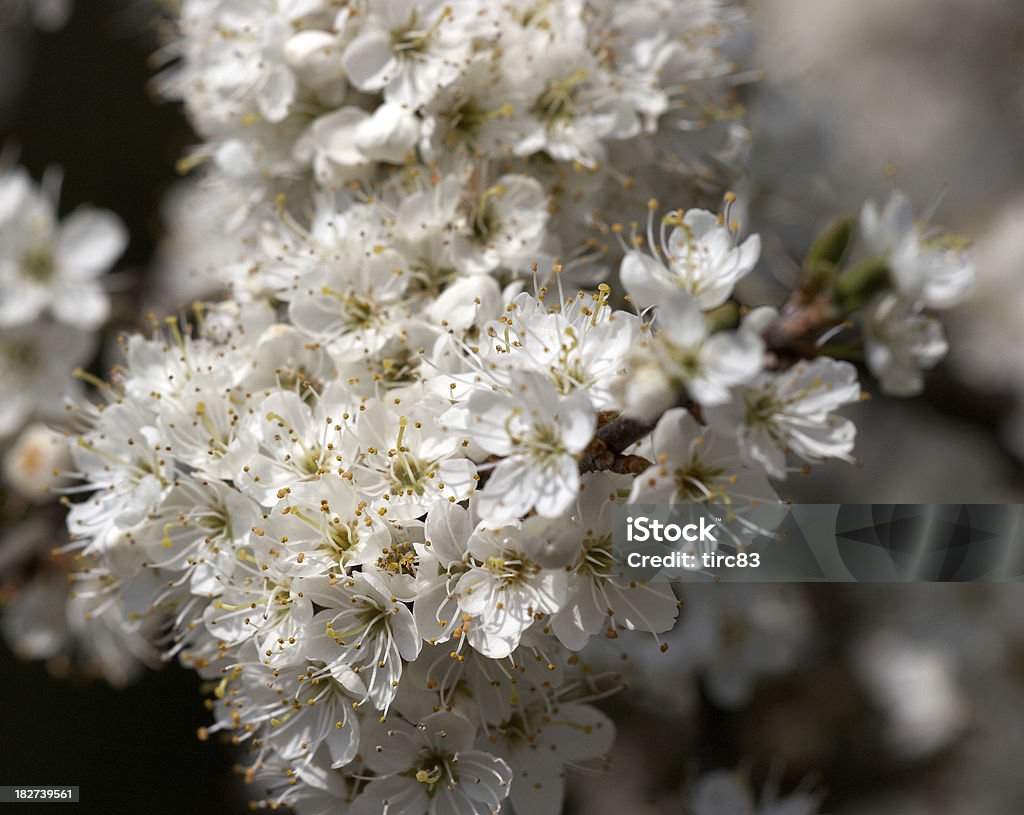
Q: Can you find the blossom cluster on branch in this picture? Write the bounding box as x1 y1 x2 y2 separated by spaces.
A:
0 1 981 814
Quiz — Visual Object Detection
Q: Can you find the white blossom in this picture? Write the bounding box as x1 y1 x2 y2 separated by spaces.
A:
0 166 126 330
490 700 614 815
629 409 777 513
2 422 70 500
551 473 679 650
708 357 861 478
861 190 974 310
689 768 823 815
618 292 764 418
674 584 811 708
449 371 595 523
353 712 512 815
864 292 948 397
341 1 483 108
621 206 761 310
0 320 94 438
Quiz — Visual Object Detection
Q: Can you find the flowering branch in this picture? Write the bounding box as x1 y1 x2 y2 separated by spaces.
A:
0 3 979 814
578 290 846 476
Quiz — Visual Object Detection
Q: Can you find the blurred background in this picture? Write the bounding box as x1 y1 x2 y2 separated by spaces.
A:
1 1 1024 813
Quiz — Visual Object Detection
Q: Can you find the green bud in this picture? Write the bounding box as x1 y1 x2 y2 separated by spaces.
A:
803 215 854 289
833 256 891 313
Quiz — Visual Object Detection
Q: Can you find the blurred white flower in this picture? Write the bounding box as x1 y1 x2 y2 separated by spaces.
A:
0 166 126 330
853 630 968 759
689 769 822 815
861 190 974 310
864 292 948 397
2 421 70 500
674 584 811 708
0 320 94 438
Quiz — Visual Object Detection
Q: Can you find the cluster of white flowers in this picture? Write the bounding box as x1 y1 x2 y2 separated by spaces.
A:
64 281 669 814
0 1 986 813
61 180 973 811
155 0 749 277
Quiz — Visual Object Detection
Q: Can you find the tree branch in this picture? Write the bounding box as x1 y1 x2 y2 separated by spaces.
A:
579 415 659 473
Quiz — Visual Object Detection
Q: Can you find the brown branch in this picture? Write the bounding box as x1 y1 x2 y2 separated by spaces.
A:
579 415 659 473
762 287 842 362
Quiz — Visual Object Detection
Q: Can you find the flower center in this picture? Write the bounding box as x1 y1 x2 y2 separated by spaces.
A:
447 99 514 149
482 549 536 586
743 391 778 428
319 286 379 332
376 540 417 575
326 518 355 553
0 338 38 373
524 422 568 466
276 363 323 400
533 69 588 125
576 535 616 580
390 449 429 495
673 457 725 501
408 751 456 796
21 246 56 282
415 765 443 785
